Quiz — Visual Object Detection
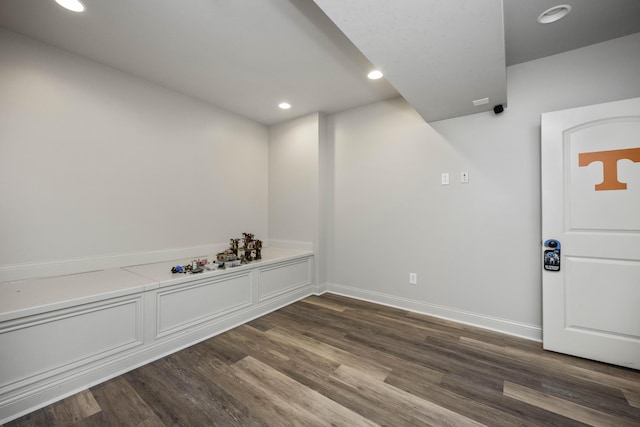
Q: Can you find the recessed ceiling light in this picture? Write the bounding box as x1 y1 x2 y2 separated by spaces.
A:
278 102 291 110
55 0 85 12
367 70 383 80
537 5 571 24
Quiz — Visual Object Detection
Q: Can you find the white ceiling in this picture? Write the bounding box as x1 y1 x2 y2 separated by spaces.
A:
505 0 640 66
1 0 639 125
313 0 507 122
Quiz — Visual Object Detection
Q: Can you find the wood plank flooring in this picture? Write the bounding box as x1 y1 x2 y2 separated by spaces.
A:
5 294 640 426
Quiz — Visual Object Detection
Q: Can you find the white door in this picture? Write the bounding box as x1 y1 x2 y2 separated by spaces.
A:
541 97 640 369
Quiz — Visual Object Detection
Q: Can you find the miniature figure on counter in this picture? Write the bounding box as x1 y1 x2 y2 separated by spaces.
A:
171 234 263 274
216 233 262 267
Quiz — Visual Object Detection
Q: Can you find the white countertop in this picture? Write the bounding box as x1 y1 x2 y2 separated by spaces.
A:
0 247 313 322
0 268 156 322
123 247 313 287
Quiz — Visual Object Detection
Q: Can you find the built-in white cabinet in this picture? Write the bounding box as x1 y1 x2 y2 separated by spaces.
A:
0 248 313 424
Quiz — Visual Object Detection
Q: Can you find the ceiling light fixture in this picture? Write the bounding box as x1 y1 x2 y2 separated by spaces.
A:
367 70 383 80
537 5 571 24
55 0 85 12
278 102 291 110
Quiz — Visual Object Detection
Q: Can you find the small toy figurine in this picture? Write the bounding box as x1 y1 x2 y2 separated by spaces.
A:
171 265 185 274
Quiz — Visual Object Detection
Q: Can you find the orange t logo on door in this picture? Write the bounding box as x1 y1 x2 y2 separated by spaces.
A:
578 147 640 191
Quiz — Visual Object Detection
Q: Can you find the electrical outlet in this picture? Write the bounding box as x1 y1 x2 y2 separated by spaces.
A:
461 171 469 183
409 273 417 285
441 173 449 185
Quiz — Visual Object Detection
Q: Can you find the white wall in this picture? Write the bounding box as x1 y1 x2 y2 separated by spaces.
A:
0 29 268 281
2 23 639 339
326 33 640 339
268 113 320 251
268 113 330 291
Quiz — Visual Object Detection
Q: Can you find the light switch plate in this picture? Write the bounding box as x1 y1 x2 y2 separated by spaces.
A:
409 273 417 285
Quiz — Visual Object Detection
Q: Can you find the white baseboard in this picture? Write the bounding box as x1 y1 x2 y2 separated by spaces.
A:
0 243 229 283
325 283 542 342
313 281 328 295
267 239 313 252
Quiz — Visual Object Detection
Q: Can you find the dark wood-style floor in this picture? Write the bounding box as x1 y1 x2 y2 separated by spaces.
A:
5 294 640 426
